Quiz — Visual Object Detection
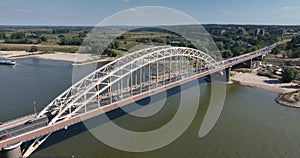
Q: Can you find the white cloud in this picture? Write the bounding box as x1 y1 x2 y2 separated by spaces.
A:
13 9 33 13
55 13 64 16
220 9 228 12
280 6 295 10
122 0 131 2
55 13 71 17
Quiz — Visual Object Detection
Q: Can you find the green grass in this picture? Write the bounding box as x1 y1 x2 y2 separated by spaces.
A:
53 47 78 53
111 49 125 55
0 47 27 51
233 68 253 73
0 29 191 55
257 71 276 78
41 34 58 39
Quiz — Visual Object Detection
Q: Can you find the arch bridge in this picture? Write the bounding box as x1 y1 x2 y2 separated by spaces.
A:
0 40 288 157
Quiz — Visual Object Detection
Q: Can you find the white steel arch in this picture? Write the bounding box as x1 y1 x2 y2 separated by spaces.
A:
37 46 218 125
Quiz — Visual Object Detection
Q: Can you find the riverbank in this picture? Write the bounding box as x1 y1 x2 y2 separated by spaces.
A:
231 72 299 93
0 51 116 65
276 90 300 108
232 71 300 107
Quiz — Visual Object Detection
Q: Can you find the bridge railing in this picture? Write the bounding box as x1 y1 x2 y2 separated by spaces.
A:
218 44 275 67
0 114 35 131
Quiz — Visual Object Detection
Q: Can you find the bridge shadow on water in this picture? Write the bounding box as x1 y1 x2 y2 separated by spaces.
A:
23 77 209 152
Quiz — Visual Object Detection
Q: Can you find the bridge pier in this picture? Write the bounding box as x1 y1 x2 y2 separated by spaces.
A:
0 144 22 158
258 54 266 60
238 59 252 69
225 67 231 82
206 67 231 82
246 59 252 68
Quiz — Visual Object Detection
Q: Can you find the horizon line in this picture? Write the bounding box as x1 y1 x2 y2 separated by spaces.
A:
0 23 300 27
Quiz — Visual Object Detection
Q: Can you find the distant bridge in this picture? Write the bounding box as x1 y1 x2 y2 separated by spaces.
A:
0 39 290 157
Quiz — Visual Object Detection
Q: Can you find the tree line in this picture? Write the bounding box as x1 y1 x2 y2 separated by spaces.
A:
3 32 47 44
214 35 283 59
271 35 300 58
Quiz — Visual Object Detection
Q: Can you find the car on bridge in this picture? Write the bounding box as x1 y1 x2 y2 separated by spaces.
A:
24 120 33 125
0 134 11 141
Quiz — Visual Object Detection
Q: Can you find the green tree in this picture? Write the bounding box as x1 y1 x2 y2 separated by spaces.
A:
249 46 258 52
52 29 70 34
78 32 86 38
216 42 224 51
0 32 6 39
10 32 25 39
104 49 117 57
40 36 47 42
232 44 245 56
286 50 294 58
28 46 38 52
271 47 280 55
222 50 233 59
109 41 120 49
281 67 299 83
59 36 83 45
294 48 300 58
116 35 126 40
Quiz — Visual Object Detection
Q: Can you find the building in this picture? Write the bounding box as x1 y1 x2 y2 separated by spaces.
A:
255 28 265 36
270 29 286 36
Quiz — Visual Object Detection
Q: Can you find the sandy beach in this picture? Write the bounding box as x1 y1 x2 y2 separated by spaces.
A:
0 50 33 59
0 51 115 64
232 72 299 93
31 52 93 62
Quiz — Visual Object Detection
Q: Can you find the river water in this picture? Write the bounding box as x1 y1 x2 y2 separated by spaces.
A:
1 58 300 158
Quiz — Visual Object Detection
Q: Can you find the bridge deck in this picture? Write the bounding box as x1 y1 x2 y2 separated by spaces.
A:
0 115 35 132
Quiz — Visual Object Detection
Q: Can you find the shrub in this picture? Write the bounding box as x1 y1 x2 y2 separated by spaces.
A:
257 71 275 78
28 46 38 52
281 67 299 83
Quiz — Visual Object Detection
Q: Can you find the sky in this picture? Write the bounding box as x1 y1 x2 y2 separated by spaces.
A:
0 0 299 26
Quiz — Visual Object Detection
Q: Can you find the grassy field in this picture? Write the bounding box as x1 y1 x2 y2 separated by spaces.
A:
0 43 80 53
0 27 185 54
0 25 296 57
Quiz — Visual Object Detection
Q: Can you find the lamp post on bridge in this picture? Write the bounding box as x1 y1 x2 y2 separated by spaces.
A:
33 101 37 115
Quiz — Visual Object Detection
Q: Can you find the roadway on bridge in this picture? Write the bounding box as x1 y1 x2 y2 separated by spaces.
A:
0 117 48 141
